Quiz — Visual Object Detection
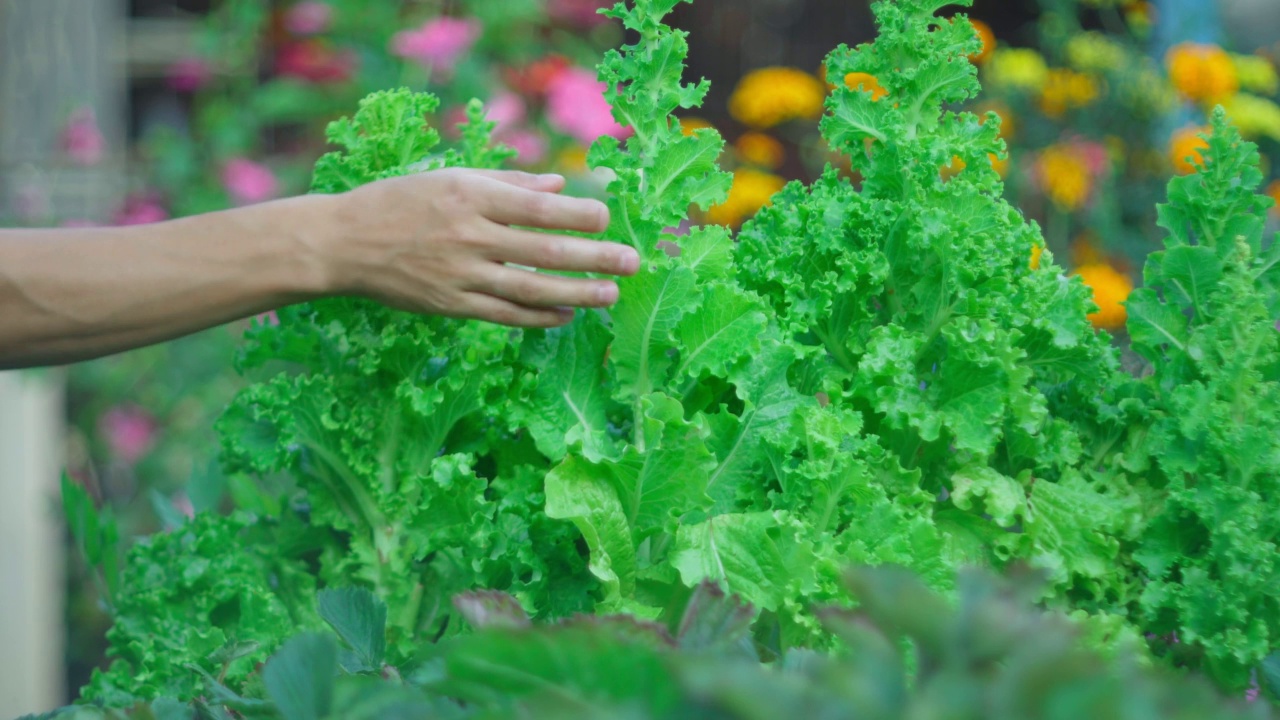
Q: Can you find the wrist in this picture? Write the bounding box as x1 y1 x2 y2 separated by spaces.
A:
263 192 350 300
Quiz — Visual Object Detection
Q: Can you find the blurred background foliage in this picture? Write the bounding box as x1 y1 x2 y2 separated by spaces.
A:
2 0 1275 699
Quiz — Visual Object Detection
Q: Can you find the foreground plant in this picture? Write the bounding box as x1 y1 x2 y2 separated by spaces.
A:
27 569 1272 720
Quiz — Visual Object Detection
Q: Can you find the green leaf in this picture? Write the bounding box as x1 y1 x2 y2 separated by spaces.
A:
949 466 1025 528
610 262 699 401
672 512 794 612
262 633 338 720
1160 245 1222 318
317 588 388 669
545 455 638 605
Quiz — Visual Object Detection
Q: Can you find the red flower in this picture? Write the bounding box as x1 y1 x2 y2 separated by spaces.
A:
275 39 355 83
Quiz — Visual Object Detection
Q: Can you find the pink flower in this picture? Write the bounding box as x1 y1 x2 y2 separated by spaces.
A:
255 310 280 326
391 17 481 77
113 195 169 226
545 66 631 146
500 129 549 166
168 57 214 93
100 405 156 464
546 0 613 27
222 158 280 205
275 40 355 83
285 1 333 35
171 492 196 520
60 107 106 167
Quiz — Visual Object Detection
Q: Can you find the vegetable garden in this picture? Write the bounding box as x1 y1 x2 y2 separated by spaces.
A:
29 0 1280 717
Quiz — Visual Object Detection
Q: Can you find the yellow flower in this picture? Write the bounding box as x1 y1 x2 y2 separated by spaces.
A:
705 169 786 227
1038 68 1100 118
1169 125 1209 174
678 116 714 136
1030 244 1043 270
1066 32 1127 74
1221 93 1280 141
987 48 1049 92
1075 263 1133 330
1232 53 1279 95
989 152 1009 178
728 67 827 129
968 19 996 65
976 102 1015 139
1166 43 1239 104
557 146 588 173
844 72 888 101
735 132 785 169
1037 145 1093 211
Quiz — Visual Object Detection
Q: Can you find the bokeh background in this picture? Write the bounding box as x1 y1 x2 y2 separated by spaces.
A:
0 0 1278 715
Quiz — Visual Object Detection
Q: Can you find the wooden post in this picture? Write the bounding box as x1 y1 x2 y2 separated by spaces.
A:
0 0 126 715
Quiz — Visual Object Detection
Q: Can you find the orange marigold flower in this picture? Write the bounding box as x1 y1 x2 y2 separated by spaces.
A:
1166 43 1239 104
1075 263 1133 330
1169 125 1210 174
735 132 785 169
1038 68 1100 118
968 19 996 65
844 72 888 101
1267 179 1280 216
678 116 714 136
729 67 827 129
989 152 1009 178
705 168 787 227
1030 244 1043 270
977 102 1015 140
1036 145 1093 211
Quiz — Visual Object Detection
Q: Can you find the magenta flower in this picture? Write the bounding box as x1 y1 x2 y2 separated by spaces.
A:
546 66 630 146
391 17 481 77
100 405 157 464
60 107 106 167
546 0 613 27
501 129 549 166
222 158 280 205
113 195 169 226
167 57 214 93
285 1 333 35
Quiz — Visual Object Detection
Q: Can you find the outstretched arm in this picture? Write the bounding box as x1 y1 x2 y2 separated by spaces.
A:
0 168 638 370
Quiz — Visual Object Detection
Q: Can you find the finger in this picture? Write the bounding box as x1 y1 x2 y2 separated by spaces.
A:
474 180 609 234
485 227 639 276
463 292 576 329
464 169 567 193
471 265 620 309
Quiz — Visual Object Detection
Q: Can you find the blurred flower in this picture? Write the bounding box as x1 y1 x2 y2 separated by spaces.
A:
1221 93 1280 141
1075 263 1132 330
502 129 549 166
392 17 481 77
1166 43 1239 104
113 194 169 226
1038 69 1099 118
844 72 888 101
167 57 213 93
987 48 1049 92
100 405 156 464
941 155 966 180
1066 32 1126 74
705 168 786 226
171 492 196 520
1036 144 1094 211
678 117 714 136
1169 125 1209 174
504 54 570 96
60 107 106 167
967 19 995 65
275 39 355 83
1030 244 1043 270
546 0 612 27
1232 53 1278 95
976 102 1014 139
284 1 333 36
546 66 630 145
728 67 827 129
1124 0 1154 36
988 152 1009 178
1267 179 1280 217
1121 63 1177 117
735 132 785 169
557 146 589 174
222 158 280 205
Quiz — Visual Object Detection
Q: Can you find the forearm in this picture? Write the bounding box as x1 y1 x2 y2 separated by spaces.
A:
0 195 335 369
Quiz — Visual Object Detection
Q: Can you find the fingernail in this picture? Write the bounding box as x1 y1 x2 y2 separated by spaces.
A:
540 173 565 183
617 249 640 274
597 283 619 305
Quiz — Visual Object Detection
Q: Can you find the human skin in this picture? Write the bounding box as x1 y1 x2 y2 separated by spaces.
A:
0 168 638 370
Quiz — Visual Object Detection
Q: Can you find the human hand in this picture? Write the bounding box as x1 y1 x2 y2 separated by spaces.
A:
318 167 638 328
